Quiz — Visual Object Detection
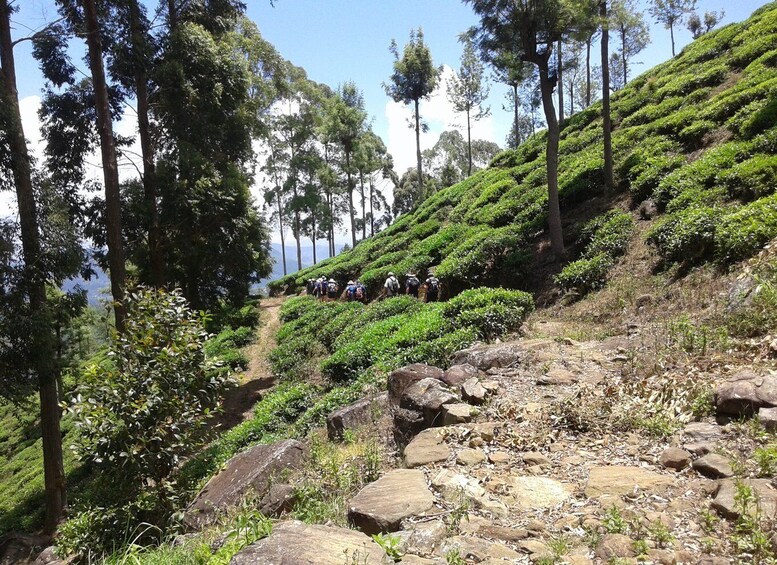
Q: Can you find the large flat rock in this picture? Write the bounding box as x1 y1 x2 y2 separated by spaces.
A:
451 342 526 370
348 469 435 534
388 364 445 406
585 466 674 498
711 479 777 520
229 521 386 564
715 370 777 417
326 393 388 441
404 428 450 468
184 439 306 529
505 475 572 509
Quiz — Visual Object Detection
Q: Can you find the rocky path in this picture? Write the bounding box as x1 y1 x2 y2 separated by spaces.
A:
219 297 284 429
180 327 777 564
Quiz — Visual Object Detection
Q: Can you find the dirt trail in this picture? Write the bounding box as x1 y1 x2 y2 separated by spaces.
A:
219 296 284 430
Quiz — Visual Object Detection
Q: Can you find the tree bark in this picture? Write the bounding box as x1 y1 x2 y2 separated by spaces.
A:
538 60 564 256
275 189 287 276
293 187 301 271
83 0 127 332
369 176 375 237
167 0 177 30
557 39 564 122
620 25 628 86
414 97 423 200
466 109 472 176
311 213 317 265
600 0 614 191
670 22 676 57
359 171 366 241
512 83 519 147
0 0 66 531
585 37 592 107
129 0 163 287
345 150 356 249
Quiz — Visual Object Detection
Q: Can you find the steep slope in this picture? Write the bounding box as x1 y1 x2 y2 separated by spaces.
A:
270 2 777 300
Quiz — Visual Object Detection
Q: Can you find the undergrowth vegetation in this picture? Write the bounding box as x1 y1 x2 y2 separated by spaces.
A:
0 295 263 554
269 4 777 297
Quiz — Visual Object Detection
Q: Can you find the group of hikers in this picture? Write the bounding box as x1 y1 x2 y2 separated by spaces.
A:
307 271 441 303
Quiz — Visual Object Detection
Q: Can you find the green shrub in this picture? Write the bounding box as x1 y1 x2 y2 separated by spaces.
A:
721 154 777 201
715 194 777 264
581 211 635 258
66 289 232 490
647 206 723 264
442 288 533 339
619 137 685 201
653 142 748 208
740 96 777 138
554 253 615 293
205 300 260 333
279 296 317 323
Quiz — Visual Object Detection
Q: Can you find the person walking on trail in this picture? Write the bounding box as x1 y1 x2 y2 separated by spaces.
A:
405 272 420 298
345 280 357 301
424 272 440 303
354 280 367 303
326 278 339 301
384 272 400 298
313 276 326 300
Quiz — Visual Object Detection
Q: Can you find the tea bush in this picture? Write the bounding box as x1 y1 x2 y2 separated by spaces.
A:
555 211 634 294
721 154 777 201
555 253 615 294
715 193 777 263
647 206 723 264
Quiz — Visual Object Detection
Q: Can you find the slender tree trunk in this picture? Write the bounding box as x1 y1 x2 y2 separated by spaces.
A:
585 37 592 107
327 190 334 257
0 0 66 531
359 171 367 241
369 176 375 237
557 39 564 122
670 22 676 57
167 0 177 30
293 189 301 271
569 81 575 115
275 189 287 276
414 97 423 199
538 60 564 256
345 150 356 249
512 83 519 147
311 214 317 265
83 0 127 332
621 27 628 86
601 0 614 190
466 109 472 176
129 0 163 287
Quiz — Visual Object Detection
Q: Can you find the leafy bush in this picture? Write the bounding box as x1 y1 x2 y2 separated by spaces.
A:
721 154 777 201
440 288 533 339
554 253 615 293
621 139 686 201
647 206 723 264
205 300 260 333
67 289 232 489
581 211 635 258
739 96 777 138
715 194 777 263
555 211 634 294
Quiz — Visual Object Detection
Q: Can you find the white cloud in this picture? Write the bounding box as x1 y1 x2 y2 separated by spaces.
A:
385 65 497 176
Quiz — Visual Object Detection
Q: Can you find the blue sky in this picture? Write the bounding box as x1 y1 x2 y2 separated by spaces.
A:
5 0 772 241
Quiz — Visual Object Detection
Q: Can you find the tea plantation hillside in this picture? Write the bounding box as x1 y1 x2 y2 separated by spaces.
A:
270 2 777 300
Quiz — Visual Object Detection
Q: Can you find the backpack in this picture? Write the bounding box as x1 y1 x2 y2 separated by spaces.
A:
406 276 420 292
390 277 400 292
427 277 440 293
327 282 338 295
